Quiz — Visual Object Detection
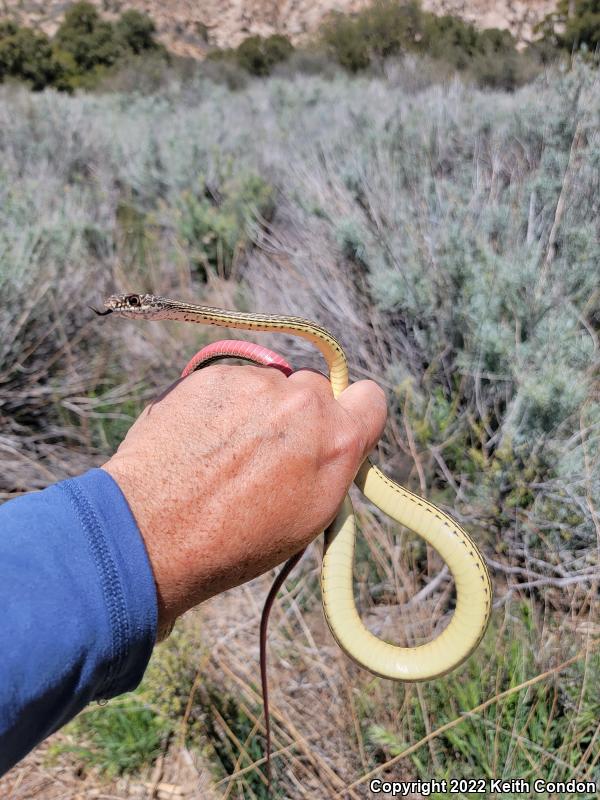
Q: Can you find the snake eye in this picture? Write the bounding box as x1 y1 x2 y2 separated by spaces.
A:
127 294 141 307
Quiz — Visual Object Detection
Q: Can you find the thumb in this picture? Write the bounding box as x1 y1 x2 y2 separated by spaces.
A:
336 379 388 461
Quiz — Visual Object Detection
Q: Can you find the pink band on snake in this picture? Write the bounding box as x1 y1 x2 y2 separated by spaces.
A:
181 340 293 378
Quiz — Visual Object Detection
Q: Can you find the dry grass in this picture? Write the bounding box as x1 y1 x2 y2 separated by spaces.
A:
0 59 599 798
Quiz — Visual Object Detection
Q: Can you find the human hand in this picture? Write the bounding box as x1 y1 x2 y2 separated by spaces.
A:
102 365 387 639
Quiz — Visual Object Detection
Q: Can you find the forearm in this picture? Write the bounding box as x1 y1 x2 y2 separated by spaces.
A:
0 469 157 776
0 363 386 776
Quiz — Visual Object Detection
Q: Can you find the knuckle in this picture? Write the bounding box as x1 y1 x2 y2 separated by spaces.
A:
287 385 322 415
234 364 282 393
330 423 363 466
242 367 275 392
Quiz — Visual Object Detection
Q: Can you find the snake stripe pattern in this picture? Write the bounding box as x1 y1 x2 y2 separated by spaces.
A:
96 293 492 681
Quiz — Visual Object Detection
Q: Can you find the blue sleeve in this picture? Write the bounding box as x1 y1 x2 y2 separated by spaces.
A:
0 468 158 776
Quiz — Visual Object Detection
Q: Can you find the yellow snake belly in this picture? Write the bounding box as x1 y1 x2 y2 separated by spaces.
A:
97 293 492 680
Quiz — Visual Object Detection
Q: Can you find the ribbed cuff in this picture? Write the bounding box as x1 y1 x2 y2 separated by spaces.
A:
60 468 158 698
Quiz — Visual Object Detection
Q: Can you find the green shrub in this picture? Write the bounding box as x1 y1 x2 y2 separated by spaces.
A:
0 23 59 90
205 46 234 63
51 3 165 90
423 13 482 68
0 1 546 93
361 0 423 61
320 0 531 87
536 0 600 53
210 34 294 76
54 2 123 73
422 13 532 88
177 172 275 279
115 9 162 55
322 0 422 71
321 12 371 72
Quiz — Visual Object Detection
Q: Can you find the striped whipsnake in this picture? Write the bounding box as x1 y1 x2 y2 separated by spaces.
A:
95 293 492 784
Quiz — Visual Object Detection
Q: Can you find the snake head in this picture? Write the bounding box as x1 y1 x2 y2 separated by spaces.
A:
91 293 168 319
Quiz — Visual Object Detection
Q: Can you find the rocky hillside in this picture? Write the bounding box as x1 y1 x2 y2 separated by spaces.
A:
1 0 556 57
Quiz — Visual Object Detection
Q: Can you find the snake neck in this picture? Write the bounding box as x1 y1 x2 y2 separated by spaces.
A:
150 301 350 396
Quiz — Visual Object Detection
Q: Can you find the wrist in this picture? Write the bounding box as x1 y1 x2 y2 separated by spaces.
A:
101 460 177 640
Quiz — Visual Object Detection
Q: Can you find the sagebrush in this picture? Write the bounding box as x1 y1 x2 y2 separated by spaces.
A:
0 59 598 798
